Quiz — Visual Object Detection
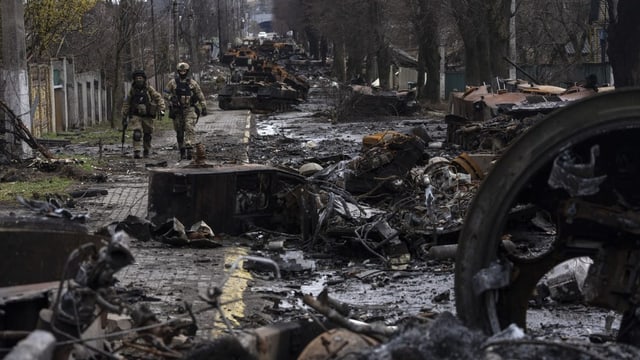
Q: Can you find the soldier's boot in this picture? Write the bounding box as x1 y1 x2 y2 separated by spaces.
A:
179 147 187 160
185 146 193 160
143 133 152 158
134 150 142 159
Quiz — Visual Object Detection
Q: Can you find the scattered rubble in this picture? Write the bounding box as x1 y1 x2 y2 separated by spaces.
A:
4 67 640 359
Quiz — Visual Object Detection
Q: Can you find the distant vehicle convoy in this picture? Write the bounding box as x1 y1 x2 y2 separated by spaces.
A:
218 34 312 113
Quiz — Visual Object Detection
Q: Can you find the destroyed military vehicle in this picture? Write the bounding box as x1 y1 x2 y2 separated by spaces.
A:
217 81 302 112
218 61 310 113
455 87 640 345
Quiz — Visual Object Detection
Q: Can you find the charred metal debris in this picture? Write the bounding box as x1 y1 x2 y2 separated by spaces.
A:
445 80 615 153
0 223 283 359
453 88 640 356
1 121 487 358
138 126 483 268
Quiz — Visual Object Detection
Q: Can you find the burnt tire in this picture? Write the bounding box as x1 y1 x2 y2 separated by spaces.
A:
218 98 231 110
455 88 640 334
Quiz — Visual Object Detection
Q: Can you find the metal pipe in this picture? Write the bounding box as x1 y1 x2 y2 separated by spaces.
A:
503 56 540 85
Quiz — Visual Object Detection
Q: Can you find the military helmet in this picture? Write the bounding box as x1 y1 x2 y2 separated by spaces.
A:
177 62 190 71
132 69 146 79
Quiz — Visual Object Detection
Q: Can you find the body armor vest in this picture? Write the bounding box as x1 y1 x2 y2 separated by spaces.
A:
131 87 151 116
175 78 193 107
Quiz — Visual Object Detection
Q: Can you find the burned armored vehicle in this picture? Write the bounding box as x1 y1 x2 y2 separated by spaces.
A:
217 81 260 110
455 88 640 344
218 62 309 113
218 81 301 112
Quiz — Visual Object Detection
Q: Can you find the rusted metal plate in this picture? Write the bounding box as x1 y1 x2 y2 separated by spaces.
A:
147 164 308 235
298 328 379 360
0 282 59 337
0 217 106 287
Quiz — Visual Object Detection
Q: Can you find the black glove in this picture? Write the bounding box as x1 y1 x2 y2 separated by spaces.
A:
201 107 207 116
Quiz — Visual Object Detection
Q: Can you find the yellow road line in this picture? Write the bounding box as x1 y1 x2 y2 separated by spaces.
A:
243 113 251 144
211 247 251 337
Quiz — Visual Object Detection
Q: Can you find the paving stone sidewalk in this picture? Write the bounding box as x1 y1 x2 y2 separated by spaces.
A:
78 107 252 231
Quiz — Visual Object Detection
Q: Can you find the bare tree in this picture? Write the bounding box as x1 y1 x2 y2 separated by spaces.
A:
24 0 97 62
516 0 596 84
401 0 442 102
449 0 511 85
370 0 392 89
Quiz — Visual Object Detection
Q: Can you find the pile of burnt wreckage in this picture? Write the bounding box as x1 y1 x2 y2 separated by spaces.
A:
445 78 614 151
7 76 640 359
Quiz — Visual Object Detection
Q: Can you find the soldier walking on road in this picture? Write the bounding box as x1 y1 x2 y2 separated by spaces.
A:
122 69 165 159
164 62 207 160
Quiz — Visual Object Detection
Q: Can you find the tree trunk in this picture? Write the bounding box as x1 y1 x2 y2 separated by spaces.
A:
320 36 328 64
377 45 392 89
415 0 441 102
347 52 366 82
112 0 132 128
423 42 440 102
305 26 320 60
607 0 640 87
365 53 377 85
333 41 347 83
453 0 511 85
487 0 511 81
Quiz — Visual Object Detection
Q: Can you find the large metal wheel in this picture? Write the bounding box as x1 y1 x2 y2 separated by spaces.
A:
455 87 640 335
218 97 231 110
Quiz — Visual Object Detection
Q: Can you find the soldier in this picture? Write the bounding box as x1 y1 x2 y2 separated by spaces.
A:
122 69 166 159
164 62 207 160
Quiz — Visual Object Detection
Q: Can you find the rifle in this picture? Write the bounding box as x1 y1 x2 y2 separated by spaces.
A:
168 96 179 119
193 104 200 124
121 116 128 153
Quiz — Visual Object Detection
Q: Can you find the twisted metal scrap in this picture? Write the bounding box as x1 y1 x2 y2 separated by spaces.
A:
0 99 54 160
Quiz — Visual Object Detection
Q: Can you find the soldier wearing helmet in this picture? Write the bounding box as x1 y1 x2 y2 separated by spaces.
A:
164 62 207 160
122 69 166 159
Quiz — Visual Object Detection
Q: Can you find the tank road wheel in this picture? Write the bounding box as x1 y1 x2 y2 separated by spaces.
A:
455 88 640 336
218 98 231 110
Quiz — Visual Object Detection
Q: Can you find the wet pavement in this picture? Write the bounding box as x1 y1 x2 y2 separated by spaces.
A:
75 107 265 338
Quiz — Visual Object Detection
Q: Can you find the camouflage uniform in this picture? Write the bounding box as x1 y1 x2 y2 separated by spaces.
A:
164 62 207 160
122 70 166 158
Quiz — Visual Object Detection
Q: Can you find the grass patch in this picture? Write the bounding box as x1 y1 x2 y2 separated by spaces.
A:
0 176 73 204
51 154 106 172
41 114 174 146
41 121 121 146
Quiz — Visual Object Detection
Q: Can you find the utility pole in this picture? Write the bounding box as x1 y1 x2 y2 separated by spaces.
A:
1 0 32 159
509 0 516 80
217 0 224 61
172 0 179 65
151 0 159 90
188 0 198 78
